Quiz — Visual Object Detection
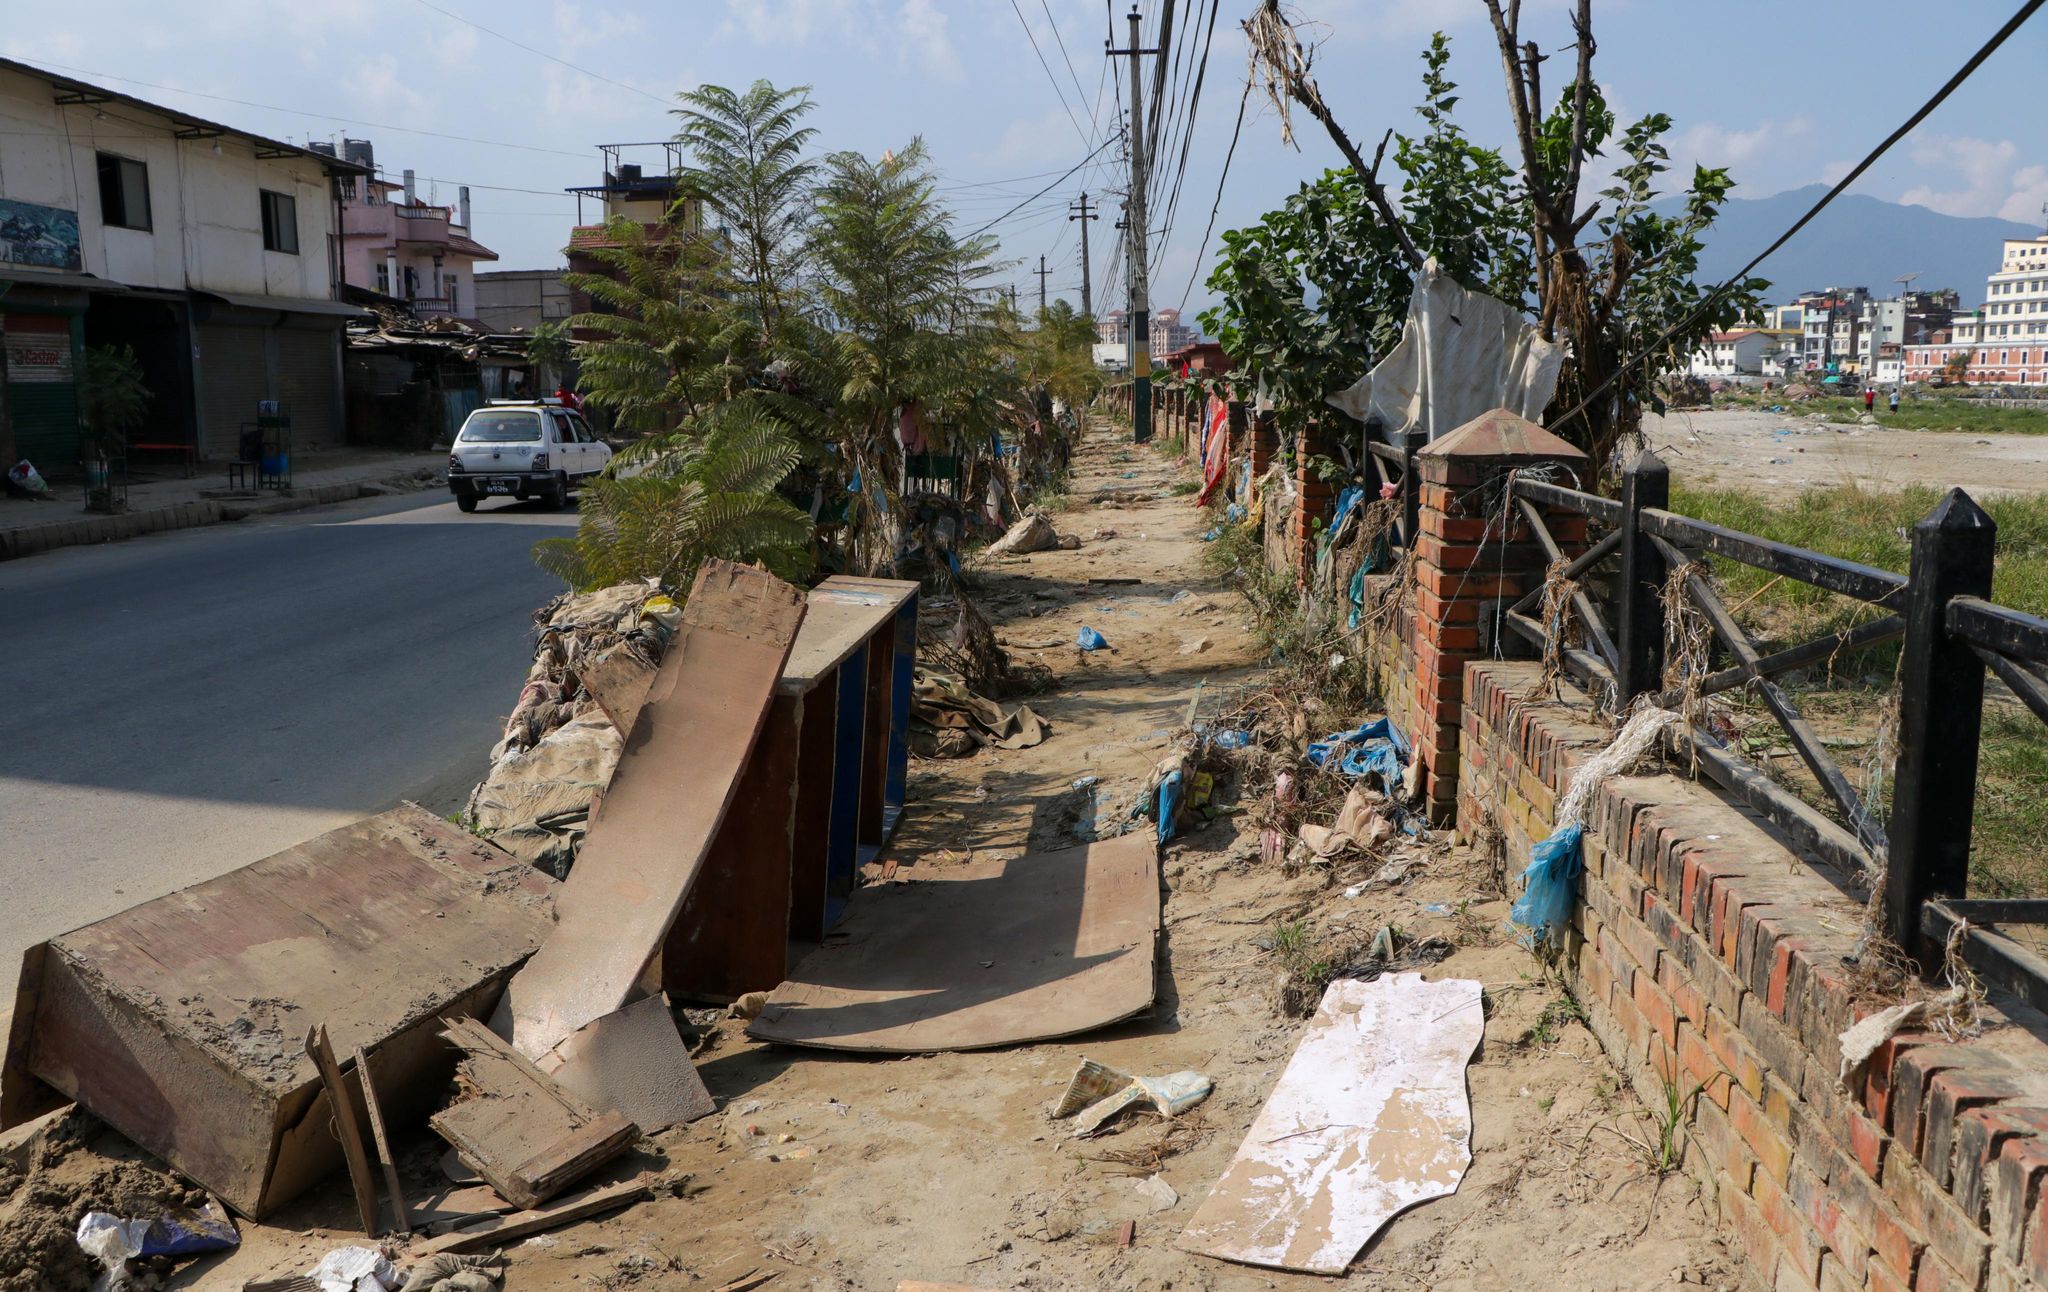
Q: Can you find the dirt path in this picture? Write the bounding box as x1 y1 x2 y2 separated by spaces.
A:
1643 406 2048 501
31 418 1743 1290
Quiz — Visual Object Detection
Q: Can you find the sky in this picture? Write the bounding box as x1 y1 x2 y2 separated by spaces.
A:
7 0 2047 329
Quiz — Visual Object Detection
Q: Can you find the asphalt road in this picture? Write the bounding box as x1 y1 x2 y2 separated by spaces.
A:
0 488 578 971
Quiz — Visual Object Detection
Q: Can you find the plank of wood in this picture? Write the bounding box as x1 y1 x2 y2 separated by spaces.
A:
352 1046 410 1235
412 1177 655 1256
303 1025 379 1236
409 1183 516 1234
493 561 808 1060
431 1017 639 1209
747 832 1159 1053
1177 973 1484 1273
779 578 917 693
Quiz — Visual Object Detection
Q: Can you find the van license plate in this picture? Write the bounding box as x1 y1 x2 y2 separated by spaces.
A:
482 478 517 495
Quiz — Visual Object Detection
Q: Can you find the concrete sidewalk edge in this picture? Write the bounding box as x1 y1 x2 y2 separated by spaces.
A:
0 479 397 562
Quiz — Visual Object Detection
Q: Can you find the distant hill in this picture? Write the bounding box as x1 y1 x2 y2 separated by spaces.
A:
1678 184 2041 304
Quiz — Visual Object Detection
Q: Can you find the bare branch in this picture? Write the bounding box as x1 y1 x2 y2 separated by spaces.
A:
1560 0 1597 214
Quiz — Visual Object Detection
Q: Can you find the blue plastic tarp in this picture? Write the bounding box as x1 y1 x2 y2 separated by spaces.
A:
1509 822 1585 947
1305 717 1408 792
1157 768 1184 843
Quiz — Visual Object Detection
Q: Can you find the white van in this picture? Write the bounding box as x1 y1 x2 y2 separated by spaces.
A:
447 400 611 512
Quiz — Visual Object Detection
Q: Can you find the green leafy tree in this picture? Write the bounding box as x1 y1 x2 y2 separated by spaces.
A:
532 397 814 590
77 344 150 456
673 80 819 345
525 321 570 391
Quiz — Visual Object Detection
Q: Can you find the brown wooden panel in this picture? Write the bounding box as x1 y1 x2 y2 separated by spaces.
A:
788 677 838 945
857 616 895 847
662 693 804 1002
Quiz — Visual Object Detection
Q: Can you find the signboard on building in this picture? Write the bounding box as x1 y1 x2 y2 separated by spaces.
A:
0 199 83 271
4 318 76 382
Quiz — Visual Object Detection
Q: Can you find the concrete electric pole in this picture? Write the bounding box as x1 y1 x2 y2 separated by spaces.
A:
1034 255 1051 316
1109 7 1157 442
1069 192 1097 319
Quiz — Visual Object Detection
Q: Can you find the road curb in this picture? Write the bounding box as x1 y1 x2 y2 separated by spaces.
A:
0 480 396 562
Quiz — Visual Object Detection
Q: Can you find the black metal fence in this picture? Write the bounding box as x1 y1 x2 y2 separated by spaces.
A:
1503 451 2048 1011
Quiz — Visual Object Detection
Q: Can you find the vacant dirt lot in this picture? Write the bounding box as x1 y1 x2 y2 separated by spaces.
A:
1641 407 2048 501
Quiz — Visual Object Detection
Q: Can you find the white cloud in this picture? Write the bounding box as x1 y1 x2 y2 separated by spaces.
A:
1897 132 2029 219
551 1 644 53
981 104 1082 170
1673 118 1810 174
1998 165 2048 227
895 0 962 84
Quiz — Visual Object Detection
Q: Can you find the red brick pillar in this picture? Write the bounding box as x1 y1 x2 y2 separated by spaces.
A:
1249 409 1278 479
1410 410 1589 824
1226 401 1247 461
1293 419 1339 585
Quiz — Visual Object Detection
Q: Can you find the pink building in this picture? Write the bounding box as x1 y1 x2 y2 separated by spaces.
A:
326 140 497 319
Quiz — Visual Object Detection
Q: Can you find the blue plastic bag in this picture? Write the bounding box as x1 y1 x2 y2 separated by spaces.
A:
1509 822 1585 947
1157 768 1184 843
1211 729 1254 750
1076 626 1108 651
1306 716 1408 794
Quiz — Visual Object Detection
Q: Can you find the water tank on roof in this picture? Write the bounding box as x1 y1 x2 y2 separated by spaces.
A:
618 163 643 183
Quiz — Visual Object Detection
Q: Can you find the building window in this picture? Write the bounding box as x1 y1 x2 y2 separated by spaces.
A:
96 153 152 231
375 262 389 294
260 190 299 254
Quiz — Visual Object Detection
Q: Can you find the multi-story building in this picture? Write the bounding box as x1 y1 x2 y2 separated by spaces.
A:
1903 238 2048 386
0 57 367 466
474 269 572 335
1148 306 1199 358
1097 307 1128 346
1793 287 1870 371
1687 329 1799 378
563 143 701 334
325 138 498 319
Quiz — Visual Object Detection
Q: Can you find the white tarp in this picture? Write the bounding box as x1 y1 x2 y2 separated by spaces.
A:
1326 258 1564 442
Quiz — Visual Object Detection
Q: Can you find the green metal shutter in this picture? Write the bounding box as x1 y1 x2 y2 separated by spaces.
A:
9 381 81 468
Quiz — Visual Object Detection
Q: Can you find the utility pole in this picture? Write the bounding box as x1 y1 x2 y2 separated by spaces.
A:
1108 7 1157 443
1069 192 1097 319
1034 255 1051 316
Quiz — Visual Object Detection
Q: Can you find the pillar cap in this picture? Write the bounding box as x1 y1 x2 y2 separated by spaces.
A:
1418 409 1587 462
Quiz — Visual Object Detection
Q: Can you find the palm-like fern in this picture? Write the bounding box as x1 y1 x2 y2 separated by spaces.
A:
674 80 817 343
533 397 815 592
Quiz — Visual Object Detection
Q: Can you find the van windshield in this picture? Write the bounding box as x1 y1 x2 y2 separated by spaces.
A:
459 412 542 443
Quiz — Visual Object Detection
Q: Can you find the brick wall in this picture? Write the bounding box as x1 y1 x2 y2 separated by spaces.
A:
1458 660 2048 1292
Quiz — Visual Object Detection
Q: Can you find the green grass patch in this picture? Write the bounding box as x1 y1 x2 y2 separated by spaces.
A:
1665 481 2048 895
1717 392 2048 436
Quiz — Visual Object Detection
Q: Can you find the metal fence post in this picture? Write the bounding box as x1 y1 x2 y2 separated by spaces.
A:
1401 429 1426 548
1885 488 1996 959
1617 449 1670 706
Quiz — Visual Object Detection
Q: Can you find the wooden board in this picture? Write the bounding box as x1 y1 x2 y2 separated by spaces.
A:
778 578 917 695
414 1177 654 1256
746 833 1159 1053
304 1026 379 1235
493 560 807 1061
353 1045 411 1234
540 995 714 1133
0 804 557 1217
1177 973 1484 1273
431 1018 639 1209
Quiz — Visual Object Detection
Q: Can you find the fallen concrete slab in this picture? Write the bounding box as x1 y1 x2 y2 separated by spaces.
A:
1178 972 1483 1273
0 804 557 1218
491 560 808 1059
746 832 1159 1052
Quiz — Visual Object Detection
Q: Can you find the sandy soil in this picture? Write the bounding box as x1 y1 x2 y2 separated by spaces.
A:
1642 407 2048 501
12 420 1746 1291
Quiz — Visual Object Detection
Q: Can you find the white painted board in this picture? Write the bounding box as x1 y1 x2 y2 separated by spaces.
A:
1178 972 1484 1273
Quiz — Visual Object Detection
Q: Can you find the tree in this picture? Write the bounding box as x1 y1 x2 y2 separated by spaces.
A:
1944 351 1972 384
532 397 814 591
1230 5 1765 477
673 80 819 346
77 344 150 456
525 321 570 392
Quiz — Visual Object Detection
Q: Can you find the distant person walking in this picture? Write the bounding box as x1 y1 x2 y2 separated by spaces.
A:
1889 389 1900 415
1865 388 1876 412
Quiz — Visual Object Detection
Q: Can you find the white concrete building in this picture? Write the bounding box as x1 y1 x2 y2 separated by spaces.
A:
1903 237 2048 386
0 57 366 465
1689 329 1782 378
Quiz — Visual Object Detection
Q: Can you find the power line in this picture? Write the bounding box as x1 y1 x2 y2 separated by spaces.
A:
407 0 673 107
965 136 1121 238
1009 0 1091 149
1550 0 2047 441
1156 0 1219 253
1179 78 1250 312
1040 0 1097 143
18 56 591 158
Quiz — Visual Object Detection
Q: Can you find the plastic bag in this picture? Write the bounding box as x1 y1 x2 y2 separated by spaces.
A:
1509 822 1585 947
1156 768 1184 843
1076 626 1108 651
7 459 51 495
312 1246 400 1292
1306 717 1409 792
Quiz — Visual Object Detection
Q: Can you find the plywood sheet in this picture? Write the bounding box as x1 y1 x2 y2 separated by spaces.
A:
779 577 917 694
1177 973 1483 1274
493 560 807 1060
540 995 714 1132
431 1018 638 1209
746 832 1159 1052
